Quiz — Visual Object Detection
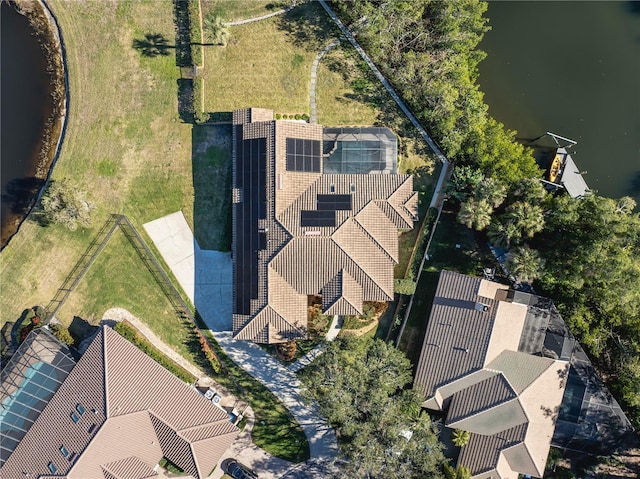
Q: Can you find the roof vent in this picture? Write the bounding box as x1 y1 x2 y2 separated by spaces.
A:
474 302 489 312
453 346 469 353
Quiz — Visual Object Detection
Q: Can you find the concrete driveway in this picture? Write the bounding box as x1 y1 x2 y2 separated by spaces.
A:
144 212 338 469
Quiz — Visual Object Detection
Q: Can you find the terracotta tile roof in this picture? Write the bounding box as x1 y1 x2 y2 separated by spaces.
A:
1 326 238 479
102 456 158 479
232 108 417 343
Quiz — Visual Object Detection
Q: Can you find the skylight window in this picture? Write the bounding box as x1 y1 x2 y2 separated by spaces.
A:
48 462 58 474
70 412 80 423
59 445 69 458
76 403 85 415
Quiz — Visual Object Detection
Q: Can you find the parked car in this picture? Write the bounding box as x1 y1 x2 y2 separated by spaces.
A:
226 460 258 479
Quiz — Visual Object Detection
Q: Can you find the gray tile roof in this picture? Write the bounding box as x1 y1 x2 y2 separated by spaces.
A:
446 374 516 426
458 423 528 477
414 271 570 479
232 108 417 343
1 326 238 479
413 271 497 401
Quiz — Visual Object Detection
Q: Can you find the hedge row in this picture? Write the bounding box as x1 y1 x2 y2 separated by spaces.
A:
188 0 203 66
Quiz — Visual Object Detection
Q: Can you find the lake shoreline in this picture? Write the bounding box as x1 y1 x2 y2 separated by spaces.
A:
1 0 68 250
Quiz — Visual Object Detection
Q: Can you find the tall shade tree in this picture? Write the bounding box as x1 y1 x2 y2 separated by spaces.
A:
39 178 94 231
505 201 545 238
507 244 544 284
300 336 445 478
458 198 492 231
445 165 484 202
203 13 228 46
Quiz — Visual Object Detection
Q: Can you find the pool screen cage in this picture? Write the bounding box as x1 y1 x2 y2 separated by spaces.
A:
322 127 398 175
0 328 75 465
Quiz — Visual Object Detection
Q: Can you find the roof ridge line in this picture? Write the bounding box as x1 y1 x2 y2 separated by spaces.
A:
353 205 396 263
448 395 521 428
330 220 387 299
501 440 542 477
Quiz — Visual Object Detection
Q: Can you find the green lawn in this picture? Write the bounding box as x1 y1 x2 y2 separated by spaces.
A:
203 329 310 463
1 0 193 328
192 124 233 250
202 2 338 115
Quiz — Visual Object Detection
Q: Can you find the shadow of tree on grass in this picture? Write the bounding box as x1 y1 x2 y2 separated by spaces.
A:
132 33 174 57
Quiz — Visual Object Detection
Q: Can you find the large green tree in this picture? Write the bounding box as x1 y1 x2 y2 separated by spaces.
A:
300 337 445 478
38 178 94 231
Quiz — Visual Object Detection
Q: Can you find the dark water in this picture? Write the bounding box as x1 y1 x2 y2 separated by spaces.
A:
1 3 51 248
478 1 640 203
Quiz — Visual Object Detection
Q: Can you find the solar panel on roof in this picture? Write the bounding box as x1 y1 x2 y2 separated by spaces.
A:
301 210 336 227
317 194 352 211
285 138 321 172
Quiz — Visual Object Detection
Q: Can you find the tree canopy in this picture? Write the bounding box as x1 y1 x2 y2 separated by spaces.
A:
300 336 445 479
38 178 94 230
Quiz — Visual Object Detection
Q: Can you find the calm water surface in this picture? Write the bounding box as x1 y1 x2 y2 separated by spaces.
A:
1 3 51 248
479 1 640 203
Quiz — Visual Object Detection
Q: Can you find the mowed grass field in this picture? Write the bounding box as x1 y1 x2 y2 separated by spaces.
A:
202 1 338 114
1 0 193 328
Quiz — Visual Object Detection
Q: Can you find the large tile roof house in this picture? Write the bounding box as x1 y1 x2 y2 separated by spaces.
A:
0 326 238 479
414 271 570 479
232 108 418 344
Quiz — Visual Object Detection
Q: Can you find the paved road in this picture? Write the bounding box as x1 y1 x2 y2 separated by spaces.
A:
144 213 339 464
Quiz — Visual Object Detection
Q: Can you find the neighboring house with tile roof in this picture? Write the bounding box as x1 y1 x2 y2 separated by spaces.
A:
414 270 570 479
232 108 418 344
1 326 238 479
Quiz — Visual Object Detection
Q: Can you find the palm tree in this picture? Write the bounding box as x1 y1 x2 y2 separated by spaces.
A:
475 177 506 208
451 429 470 447
507 245 544 284
203 13 229 46
511 177 547 205
487 218 521 248
458 199 493 231
506 201 545 238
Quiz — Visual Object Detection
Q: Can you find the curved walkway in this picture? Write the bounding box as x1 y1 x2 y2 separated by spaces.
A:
143 212 339 464
226 3 296 26
310 39 340 123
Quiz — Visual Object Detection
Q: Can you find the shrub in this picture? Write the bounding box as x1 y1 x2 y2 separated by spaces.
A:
276 340 297 362
187 1 203 66
275 113 282 119
294 114 301 120
394 278 416 295
194 327 221 374
50 324 75 346
301 113 309 121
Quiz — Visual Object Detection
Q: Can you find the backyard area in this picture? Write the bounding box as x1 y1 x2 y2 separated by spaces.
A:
398 207 487 367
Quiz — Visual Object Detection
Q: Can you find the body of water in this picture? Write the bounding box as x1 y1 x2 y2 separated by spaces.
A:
1 3 53 248
478 1 640 203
